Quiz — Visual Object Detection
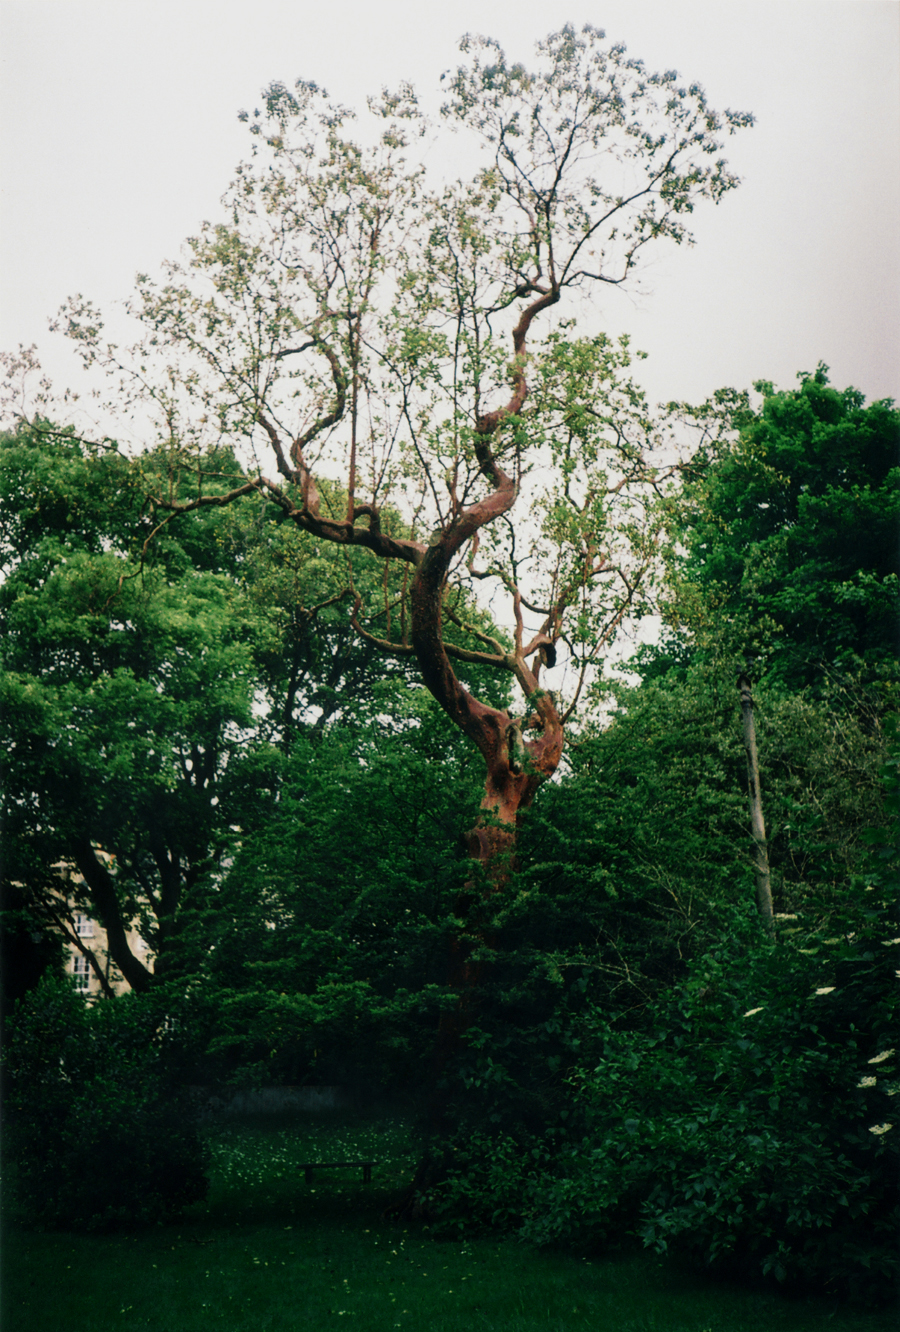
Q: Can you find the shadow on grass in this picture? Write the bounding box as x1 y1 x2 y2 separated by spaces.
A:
4 1111 896 1332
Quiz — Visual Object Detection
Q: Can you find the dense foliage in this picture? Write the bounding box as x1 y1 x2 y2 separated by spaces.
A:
174 707 485 1091
0 420 446 996
4 979 209 1229
3 370 897 1297
0 423 271 990
1 23 896 1306
403 369 899 1302
654 365 899 694
429 906 898 1300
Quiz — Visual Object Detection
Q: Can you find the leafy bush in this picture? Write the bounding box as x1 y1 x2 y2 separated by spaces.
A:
521 890 898 1304
4 979 209 1230
411 711 898 1310
427 899 897 1303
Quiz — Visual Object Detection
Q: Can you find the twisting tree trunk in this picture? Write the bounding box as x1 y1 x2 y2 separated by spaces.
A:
409 287 564 864
737 670 775 937
399 294 566 1163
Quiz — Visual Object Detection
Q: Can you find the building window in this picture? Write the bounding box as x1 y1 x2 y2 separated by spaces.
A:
73 953 91 991
75 913 94 937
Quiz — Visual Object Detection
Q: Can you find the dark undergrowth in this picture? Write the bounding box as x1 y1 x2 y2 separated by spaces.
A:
3 1111 896 1332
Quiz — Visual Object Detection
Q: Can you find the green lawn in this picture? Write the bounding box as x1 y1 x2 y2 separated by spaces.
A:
4 1113 895 1331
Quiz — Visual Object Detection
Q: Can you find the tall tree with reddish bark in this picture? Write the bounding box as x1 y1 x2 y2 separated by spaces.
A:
59 25 751 899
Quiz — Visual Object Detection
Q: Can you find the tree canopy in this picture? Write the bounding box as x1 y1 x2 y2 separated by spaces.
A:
651 366 899 695
0 420 460 992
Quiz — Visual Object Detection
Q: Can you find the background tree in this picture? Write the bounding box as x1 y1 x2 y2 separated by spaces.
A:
0 422 266 990
653 366 899 696
0 421 436 992
0 413 510 1002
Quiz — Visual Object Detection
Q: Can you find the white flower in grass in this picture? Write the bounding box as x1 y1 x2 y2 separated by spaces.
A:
857 1076 877 1088
814 987 836 995
743 1007 764 1017
869 1123 894 1136
868 1050 896 1065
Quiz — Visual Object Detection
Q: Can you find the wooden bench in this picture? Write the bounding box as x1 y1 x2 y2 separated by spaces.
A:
299 1161 375 1185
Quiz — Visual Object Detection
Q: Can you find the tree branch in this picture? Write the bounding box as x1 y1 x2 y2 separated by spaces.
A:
70 837 154 993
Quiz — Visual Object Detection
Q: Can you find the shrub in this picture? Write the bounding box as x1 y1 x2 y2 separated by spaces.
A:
426 729 900 1305
524 899 899 1305
4 979 209 1230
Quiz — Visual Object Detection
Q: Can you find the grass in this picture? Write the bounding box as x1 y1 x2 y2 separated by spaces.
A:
4 1111 896 1332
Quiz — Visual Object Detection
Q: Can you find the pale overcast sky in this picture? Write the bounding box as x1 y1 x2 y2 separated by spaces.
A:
1 0 898 424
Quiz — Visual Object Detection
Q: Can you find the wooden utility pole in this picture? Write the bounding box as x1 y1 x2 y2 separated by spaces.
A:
737 670 775 937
